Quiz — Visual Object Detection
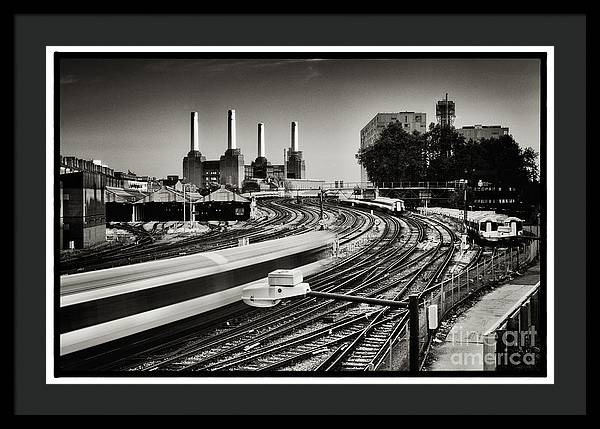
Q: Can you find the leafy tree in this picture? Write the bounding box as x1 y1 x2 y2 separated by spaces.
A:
356 122 427 183
472 135 538 187
357 122 539 189
425 124 467 181
522 147 539 182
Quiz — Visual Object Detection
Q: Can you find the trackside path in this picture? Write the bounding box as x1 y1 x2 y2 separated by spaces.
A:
423 263 541 371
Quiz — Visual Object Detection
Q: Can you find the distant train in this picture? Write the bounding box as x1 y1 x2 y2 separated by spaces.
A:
421 207 524 243
362 188 378 201
340 196 405 215
241 190 285 199
466 213 524 243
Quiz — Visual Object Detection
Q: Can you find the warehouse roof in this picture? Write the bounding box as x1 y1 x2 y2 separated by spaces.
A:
199 186 250 203
105 186 148 203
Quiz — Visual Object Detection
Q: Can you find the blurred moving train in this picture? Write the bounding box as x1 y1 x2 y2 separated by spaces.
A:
421 207 524 243
60 230 335 356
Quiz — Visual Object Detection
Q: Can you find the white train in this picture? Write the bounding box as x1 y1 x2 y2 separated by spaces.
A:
340 196 405 215
60 231 336 356
241 190 285 199
421 207 524 243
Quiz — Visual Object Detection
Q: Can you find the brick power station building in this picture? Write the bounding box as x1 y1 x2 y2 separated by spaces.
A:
182 110 306 190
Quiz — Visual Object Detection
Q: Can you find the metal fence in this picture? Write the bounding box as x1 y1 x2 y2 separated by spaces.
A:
321 181 460 190
374 239 540 371
482 282 541 371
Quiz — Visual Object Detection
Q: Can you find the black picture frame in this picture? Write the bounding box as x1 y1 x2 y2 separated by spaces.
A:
14 13 586 415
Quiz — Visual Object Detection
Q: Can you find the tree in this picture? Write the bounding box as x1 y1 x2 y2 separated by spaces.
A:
425 124 467 181
474 135 538 187
356 122 427 183
356 121 539 190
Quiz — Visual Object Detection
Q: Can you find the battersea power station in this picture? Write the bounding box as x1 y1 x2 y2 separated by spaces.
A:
182 110 306 191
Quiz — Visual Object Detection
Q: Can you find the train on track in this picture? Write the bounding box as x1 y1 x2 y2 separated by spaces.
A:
420 207 524 244
339 196 405 215
60 230 336 356
241 190 285 199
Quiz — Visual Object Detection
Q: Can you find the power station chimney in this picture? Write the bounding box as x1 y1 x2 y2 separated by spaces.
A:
228 109 237 150
190 111 199 152
257 123 265 158
291 121 299 152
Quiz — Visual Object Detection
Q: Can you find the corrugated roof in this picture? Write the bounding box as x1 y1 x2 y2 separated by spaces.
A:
144 186 201 203
106 186 148 203
200 187 249 203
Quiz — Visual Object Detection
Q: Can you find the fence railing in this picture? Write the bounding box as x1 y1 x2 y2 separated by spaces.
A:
374 239 540 371
321 181 460 190
482 282 541 371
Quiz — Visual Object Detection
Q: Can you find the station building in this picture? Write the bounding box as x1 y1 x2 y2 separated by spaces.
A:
114 171 158 192
106 183 201 222
457 125 510 141
104 187 148 222
195 186 251 221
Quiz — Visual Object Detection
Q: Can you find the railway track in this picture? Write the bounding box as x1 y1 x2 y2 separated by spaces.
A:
59 199 345 274
99 209 423 372
67 203 467 373
78 205 391 371
200 215 457 372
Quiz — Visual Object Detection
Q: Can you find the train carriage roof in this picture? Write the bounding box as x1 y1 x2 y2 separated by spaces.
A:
376 197 404 204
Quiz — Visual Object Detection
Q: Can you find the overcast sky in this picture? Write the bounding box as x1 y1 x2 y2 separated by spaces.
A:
59 57 541 182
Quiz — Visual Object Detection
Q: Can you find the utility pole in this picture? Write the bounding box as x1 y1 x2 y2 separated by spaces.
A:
463 184 468 233
319 187 324 221
409 294 420 373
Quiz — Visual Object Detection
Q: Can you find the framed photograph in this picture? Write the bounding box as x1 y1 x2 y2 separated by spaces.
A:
14 14 586 415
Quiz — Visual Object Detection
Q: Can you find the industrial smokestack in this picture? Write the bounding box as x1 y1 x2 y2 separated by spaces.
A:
191 112 199 152
257 123 265 158
228 109 237 150
291 121 299 152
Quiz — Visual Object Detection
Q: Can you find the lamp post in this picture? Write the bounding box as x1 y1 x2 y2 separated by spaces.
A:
462 168 475 234
463 183 468 233
242 269 421 373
